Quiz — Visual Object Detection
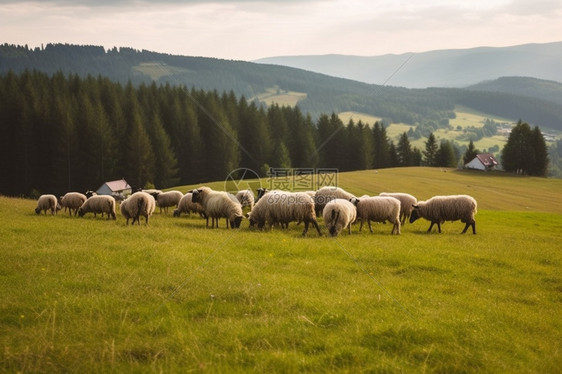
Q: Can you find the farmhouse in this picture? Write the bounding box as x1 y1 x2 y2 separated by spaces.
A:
465 153 499 171
96 178 132 200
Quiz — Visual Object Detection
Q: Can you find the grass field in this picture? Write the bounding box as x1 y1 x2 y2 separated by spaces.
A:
1 168 561 372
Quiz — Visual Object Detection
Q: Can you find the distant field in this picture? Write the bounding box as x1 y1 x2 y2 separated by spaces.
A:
2 168 561 372
132 62 193 80
253 86 307 107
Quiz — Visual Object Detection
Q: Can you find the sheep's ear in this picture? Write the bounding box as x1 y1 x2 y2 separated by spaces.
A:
412 204 418 208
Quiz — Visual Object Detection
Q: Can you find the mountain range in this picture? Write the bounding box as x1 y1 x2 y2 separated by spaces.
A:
1 42 562 131
254 42 562 88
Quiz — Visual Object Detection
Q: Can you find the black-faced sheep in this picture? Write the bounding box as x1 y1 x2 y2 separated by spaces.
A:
60 192 87 216
78 195 116 220
322 198 357 237
353 196 401 234
248 190 322 236
35 194 61 215
379 192 417 225
151 190 183 214
315 186 356 215
120 191 155 225
192 187 244 229
235 189 255 211
173 192 206 218
410 194 477 234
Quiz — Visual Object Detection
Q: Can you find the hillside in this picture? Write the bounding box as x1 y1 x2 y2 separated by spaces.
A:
255 42 562 88
1 43 562 131
467 76 562 106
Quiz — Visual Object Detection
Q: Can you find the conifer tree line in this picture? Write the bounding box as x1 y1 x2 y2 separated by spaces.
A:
0 71 548 196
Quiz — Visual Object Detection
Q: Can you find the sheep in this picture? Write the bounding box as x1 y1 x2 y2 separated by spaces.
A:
60 192 87 216
235 189 255 211
151 190 183 214
35 194 61 215
192 187 244 229
247 190 322 236
78 195 116 220
120 191 155 225
85 190 97 198
353 196 401 234
379 192 417 225
322 198 357 237
315 186 356 215
409 195 477 234
173 192 206 218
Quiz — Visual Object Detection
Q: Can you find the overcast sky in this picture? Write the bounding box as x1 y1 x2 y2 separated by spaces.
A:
1 0 561 61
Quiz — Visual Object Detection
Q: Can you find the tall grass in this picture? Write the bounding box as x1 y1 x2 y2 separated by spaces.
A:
1 168 561 372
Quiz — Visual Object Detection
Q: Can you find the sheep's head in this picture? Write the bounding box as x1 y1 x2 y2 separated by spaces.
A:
349 197 360 206
410 204 421 223
78 208 86 217
34 207 41 214
256 188 268 200
230 215 243 229
191 189 202 203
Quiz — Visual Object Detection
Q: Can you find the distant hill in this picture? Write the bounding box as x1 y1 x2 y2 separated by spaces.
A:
1 43 562 131
467 76 562 106
254 42 562 88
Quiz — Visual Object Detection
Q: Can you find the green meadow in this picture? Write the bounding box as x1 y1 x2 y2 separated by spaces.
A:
1 168 561 373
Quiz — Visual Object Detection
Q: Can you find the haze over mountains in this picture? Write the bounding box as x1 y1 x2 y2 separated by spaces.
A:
255 42 562 88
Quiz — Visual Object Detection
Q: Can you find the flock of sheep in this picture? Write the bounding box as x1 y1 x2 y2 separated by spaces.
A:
34 186 478 236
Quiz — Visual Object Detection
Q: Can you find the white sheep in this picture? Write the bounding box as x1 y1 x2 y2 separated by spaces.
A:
379 192 417 225
173 192 206 218
120 191 155 225
235 189 255 211
410 195 477 234
192 187 244 229
315 186 356 215
60 192 87 216
322 198 357 237
78 195 116 220
151 190 183 214
353 196 401 234
247 190 322 236
35 194 61 215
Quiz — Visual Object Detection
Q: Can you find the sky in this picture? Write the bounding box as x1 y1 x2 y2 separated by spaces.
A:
1 0 561 61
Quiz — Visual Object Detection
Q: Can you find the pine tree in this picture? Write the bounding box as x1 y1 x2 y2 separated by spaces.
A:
501 121 533 175
396 132 413 166
372 122 390 169
463 139 480 165
436 140 457 167
148 112 180 188
423 132 438 166
530 126 549 176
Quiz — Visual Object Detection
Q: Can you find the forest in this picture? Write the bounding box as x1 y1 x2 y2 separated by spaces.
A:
1 70 449 197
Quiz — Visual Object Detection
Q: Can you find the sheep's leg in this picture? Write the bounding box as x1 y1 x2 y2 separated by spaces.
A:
427 222 435 232
368 220 373 233
301 221 309 236
359 220 363 232
347 223 352 235
437 222 442 233
311 219 322 236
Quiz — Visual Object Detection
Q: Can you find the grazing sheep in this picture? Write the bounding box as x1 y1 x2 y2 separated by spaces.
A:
410 195 477 234
151 190 183 214
192 187 244 229
379 192 417 225
353 196 401 234
247 190 322 236
173 192 207 218
78 195 116 220
235 189 255 211
60 192 87 216
315 186 356 215
322 198 357 237
120 191 155 225
35 194 61 215
84 190 97 198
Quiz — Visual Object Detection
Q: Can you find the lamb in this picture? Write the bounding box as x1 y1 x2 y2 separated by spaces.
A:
192 187 244 229
379 192 417 225
410 195 477 234
235 189 255 211
120 191 155 225
151 190 183 214
35 194 61 215
315 186 356 215
322 198 357 237
173 192 206 218
60 192 87 216
247 190 322 236
353 196 401 234
78 195 116 220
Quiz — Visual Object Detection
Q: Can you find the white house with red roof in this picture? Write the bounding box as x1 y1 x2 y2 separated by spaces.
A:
465 153 499 171
96 178 132 200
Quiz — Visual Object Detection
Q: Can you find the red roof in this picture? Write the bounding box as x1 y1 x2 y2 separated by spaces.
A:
104 179 131 192
475 153 498 167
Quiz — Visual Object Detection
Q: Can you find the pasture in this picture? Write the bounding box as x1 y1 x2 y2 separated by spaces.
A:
1 168 561 372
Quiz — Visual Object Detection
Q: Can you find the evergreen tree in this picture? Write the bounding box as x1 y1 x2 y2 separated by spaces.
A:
436 140 457 167
388 141 399 167
148 112 180 188
530 126 549 176
423 132 438 166
501 121 533 175
372 122 390 169
463 139 480 165
396 132 413 166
